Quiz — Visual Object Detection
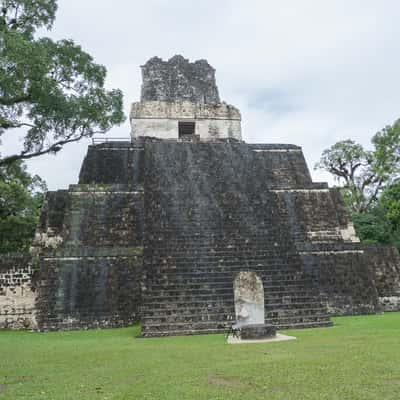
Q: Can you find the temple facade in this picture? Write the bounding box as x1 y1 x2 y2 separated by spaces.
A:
1 56 400 336
130 56 241 141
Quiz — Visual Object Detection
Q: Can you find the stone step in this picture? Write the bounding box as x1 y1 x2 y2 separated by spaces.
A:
144 273 311 284
143 268 306 276
141 305 326 321
141 295 321 309
140 316 332 336
141 291 320 304
142 280 314 292
143 276 311 287
145 254 300 263
144 269 308 279
141 306 326 322
147 237 289 241
142 297 324 310
140 320 333 337
146 244 296 252
141 328 225 337
145 260 301 268
141 287 318 302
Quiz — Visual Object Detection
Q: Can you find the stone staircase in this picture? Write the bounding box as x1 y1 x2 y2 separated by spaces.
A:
141 142 332 336
141 234 332 337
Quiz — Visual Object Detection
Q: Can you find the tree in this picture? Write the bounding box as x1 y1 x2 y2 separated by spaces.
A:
379 182 400 246
352 182 400 251
315 120 400 213
0 0 124 166
0 160 46 253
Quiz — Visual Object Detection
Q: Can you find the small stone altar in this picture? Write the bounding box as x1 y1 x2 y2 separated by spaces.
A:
240 324 276 340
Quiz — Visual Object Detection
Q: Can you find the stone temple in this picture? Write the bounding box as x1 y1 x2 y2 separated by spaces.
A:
1 55 400 336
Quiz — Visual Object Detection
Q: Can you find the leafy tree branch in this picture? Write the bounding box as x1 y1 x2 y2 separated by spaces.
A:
0 0 125 166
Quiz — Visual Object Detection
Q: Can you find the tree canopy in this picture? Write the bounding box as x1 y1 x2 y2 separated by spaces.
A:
0 0 125 166
316 119 400 251
352 182 400 251
315 120 400 213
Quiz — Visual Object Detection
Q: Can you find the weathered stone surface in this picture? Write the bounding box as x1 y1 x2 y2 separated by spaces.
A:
130 100 242 141
234 272 264 328
240 324 276 340
141 55 220 103
299 244 379 315
364 245 400 311
2 139 400 335
2 56 400 336
32 181 144 331
131 56 242 141
140 141 333 336
0 255 37 329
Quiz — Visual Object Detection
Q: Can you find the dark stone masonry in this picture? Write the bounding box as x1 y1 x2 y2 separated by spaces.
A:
140 55 220 104
240 324 276 340
1 56 400 336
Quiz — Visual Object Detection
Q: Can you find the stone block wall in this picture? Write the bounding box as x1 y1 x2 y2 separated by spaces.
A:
33 180 144 331
141 141 332 336
35 253 142 330
299 245 379 315
0 254 36 329
140 55 220 104
247 144 315 188
364 245 400 311
78 142 144 185
276 189 358 244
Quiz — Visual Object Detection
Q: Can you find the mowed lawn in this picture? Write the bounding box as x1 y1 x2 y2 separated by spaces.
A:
0 313 399 400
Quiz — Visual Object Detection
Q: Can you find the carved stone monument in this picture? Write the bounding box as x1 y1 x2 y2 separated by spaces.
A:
233 272 277 339
234 272 265 327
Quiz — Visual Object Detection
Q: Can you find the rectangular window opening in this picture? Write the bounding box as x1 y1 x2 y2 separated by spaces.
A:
179 121 195 138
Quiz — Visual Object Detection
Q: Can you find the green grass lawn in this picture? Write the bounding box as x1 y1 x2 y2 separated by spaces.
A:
0 313 399 400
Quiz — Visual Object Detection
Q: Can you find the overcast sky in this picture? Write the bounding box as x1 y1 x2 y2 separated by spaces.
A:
3 0 400 189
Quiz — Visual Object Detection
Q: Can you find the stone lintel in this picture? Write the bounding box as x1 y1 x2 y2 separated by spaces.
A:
130 100 241 121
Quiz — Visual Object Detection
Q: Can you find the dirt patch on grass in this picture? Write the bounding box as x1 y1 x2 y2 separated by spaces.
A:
0 384 7 394
384 379 400 385
207 374 242 388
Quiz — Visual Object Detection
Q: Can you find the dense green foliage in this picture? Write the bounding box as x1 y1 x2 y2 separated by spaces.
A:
315 120 400 213
0 313 399 399
0 0 125 165
0 161 45 253
352 182 400 250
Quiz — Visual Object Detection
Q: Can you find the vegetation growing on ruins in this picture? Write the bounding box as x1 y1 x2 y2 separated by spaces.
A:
0 0 125 166
0 313 399 399
316 119 400 250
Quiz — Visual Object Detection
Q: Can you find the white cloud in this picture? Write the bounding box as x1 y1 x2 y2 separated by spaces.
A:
3 0 400 189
